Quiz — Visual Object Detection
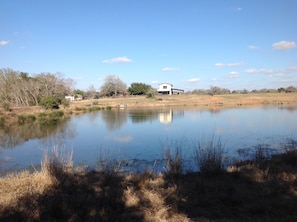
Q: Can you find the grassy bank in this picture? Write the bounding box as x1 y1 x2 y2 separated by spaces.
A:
1 93 297 127
1 140 297 221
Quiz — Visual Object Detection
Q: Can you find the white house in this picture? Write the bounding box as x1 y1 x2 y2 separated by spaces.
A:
65 94 83 101
65 95 75 101
157 83 184 95
157 83 173 95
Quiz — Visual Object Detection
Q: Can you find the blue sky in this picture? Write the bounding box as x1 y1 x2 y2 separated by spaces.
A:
1 0 296 91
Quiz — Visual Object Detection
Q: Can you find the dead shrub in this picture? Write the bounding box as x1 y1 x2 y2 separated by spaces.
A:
41 146 73 182
194 136 226 175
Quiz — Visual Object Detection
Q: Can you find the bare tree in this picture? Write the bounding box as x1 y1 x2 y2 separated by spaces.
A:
34 72 73 97
0 68 74 108
86 85 97 99
100 75 127 96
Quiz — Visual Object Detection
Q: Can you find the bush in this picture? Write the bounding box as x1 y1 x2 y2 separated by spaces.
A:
40 96 61 110
42 146 74 181
92 100 99 105
146 92 155 99
38 112 48 119
18 115 26 125
61 98 70 108
194 136 226 175
165 148 183 177
17 114 36 125
27 114 36 123
2 103 10 111
49 110 64 118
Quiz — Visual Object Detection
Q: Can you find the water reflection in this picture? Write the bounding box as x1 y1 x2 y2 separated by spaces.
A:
101 110 128 131
129 109 159 123
0 118 75 149
1 105 297 173
159 109 173 124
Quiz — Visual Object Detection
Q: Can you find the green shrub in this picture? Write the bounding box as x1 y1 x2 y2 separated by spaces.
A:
61 98 70 108
146 92 155 99
48 110 64 120
92 100 99 105
18 115 27 125
27 114 36 123
17 114 36 125
106 106 112 110
88 107 101 112
38 112 48 119
40 96 60 110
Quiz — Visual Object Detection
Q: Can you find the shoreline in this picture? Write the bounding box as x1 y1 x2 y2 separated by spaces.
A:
1 93 297 126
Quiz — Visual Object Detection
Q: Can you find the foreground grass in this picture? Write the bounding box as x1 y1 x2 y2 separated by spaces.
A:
1 149 297 221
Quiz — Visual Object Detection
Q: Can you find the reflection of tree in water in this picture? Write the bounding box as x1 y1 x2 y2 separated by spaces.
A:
101 110 128 131
129 109 159 123
39 118 76 148
0 118 75 149
277 105 297 112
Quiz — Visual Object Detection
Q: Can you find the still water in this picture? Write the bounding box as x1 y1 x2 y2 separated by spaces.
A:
1 105 297 174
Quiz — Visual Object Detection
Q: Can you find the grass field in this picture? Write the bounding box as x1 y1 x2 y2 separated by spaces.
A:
70 93 297 109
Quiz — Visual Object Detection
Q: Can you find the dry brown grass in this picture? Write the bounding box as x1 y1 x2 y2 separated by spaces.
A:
0 170 53 208
1 147 297 221
70 93 297 109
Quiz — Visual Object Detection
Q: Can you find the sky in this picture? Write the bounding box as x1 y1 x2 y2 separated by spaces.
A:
1 0 297 91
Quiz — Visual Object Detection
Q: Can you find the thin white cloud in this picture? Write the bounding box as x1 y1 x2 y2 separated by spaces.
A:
245 68 288 78
269 73 285 77
235 7 242 12
187 78 200 83
0 40 9 46
228 71 239 78
258 69 274 74
272 41 297 50
248 45 258 50
286 66 297 72
162 67 180 72
215 62 244 68
102 56 132 64
245 68 274 74
151 80 159 84
245 69 274 74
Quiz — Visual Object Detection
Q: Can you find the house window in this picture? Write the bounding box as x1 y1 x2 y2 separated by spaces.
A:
163 86 167 89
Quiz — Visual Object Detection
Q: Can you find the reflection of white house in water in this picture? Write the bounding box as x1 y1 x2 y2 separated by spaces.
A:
157 83 184 95
159 109 173 124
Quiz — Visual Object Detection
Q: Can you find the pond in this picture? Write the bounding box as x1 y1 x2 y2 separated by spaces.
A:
1 105 297 175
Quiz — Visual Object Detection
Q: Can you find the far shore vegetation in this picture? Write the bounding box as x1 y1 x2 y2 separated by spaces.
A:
1 68 297 127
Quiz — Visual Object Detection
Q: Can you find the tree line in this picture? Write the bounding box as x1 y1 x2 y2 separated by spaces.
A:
0 68 73 109
1 68 296 109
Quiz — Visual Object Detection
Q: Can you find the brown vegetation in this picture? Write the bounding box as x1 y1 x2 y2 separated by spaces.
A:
1 144 297 221
71 92 297 109
1 93 296 126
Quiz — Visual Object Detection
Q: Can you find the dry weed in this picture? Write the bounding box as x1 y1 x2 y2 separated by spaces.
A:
0 170 53 207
